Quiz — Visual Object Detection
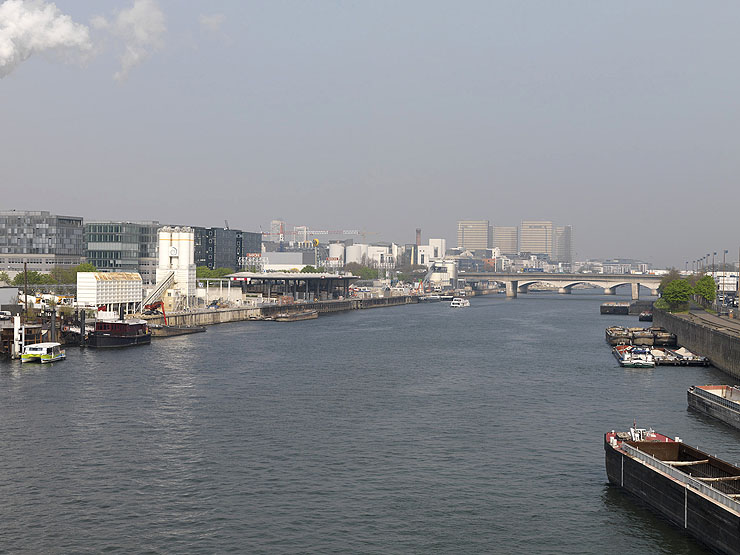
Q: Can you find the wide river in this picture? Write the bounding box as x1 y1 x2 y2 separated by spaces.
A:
2 291 739 553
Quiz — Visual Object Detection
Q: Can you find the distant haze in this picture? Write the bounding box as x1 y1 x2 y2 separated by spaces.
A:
2 0 739 268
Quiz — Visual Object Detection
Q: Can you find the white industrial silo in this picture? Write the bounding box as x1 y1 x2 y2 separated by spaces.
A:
328 243 345 264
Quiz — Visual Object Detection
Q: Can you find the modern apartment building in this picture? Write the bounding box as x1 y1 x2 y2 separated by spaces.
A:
457 220 492 250
84 221 160 284
0 210 84 276
493 226 518 255
519 220 554 258
193 227 262 271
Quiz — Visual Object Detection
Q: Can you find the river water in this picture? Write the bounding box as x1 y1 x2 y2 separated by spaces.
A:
1 291 739 553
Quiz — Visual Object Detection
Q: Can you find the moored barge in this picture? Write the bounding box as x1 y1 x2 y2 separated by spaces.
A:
605 425 740 554
273 310 319 322
688 385 740 430
86 319 152 348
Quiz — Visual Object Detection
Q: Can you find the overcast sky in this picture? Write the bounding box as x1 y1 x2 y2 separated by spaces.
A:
2 0 739 268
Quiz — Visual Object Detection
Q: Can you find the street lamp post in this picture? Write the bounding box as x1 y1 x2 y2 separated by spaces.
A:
723 249 728 312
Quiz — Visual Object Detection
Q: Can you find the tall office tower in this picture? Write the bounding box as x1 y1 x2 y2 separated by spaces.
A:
85 221 160 284
0 210 84 276
493 226 519 255
519 220 554 258
457 220 492 250
553 225 573 263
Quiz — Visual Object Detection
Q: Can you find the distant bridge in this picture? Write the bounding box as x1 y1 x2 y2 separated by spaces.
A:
459 272 662 299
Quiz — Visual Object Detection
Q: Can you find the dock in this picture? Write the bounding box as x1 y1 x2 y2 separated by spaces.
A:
139 295 418 327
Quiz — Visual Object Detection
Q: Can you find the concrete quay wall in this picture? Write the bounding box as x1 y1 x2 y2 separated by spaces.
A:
654 308 740 378
142 295 418 326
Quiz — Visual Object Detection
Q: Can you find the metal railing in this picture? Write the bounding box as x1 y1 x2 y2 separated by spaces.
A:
691 387 740 413
623 443 740 514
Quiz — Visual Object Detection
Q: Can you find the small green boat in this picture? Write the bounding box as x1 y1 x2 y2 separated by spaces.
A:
21 342 66 363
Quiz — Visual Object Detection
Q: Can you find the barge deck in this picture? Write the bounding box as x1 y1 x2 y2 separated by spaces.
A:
605 426 740 554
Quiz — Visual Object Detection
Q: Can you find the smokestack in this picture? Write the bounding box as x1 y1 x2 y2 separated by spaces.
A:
416 228 422 247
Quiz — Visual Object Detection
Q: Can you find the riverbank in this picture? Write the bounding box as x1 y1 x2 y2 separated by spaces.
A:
654 307 740 378
140 295 418 327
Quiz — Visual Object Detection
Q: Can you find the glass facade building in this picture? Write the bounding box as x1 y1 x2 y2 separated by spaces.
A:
84 221 160 284
0 210 84 275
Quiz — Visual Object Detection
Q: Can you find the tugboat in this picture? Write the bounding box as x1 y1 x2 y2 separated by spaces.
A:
86 319 151 348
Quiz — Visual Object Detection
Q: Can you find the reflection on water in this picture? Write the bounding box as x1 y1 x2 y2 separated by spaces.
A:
0 291 735 553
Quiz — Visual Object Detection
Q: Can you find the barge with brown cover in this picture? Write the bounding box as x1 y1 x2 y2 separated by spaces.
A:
605 425 740 554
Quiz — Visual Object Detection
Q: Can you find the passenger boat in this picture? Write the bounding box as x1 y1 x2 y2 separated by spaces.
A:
450 297 471 308
605 425 740 554
612 345 655 368
86 319 151 348
21 342 66 363
638 311 653 322
688 385 740 429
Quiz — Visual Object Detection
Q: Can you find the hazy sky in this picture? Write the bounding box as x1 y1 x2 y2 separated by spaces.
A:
2 0 739 267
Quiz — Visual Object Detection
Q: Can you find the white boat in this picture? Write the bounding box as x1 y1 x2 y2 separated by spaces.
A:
21 342 66 363
450 297 471 308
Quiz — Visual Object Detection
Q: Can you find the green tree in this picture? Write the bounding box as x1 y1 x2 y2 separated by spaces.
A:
661 278 693 310
0 271 9 285
658 268 682 293
196 266 234 279
51 263 98 284
300 265 319 273
343 262 378 280
694 274 716 303
12 271 51 286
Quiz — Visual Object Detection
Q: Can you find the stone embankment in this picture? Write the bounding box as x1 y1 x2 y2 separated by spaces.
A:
141 295 418 327
654 308 740 378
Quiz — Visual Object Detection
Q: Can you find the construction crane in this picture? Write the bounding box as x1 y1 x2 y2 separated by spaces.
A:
261 228 378 241
143 300 167 325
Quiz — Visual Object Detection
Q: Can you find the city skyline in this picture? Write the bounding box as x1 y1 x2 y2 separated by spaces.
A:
3 1 740 268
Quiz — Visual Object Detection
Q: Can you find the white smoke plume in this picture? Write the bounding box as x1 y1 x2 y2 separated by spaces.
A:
0 0 92 78
0 0 166 80
93 0 166 82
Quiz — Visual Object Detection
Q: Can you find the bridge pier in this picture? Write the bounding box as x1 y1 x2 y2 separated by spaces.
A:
517 284 529 294
631 283 640 300
558 287 571 294
506 281 518 298
604 287 616 295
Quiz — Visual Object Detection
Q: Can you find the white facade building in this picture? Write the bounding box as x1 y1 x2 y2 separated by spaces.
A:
77 272 143 313
428 238 447 259
417 245 435 267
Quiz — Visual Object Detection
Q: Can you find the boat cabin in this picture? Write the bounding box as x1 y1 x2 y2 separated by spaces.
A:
94 320 149 336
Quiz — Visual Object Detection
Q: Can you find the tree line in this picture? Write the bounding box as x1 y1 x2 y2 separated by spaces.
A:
0 263 97 286
657 270 716 311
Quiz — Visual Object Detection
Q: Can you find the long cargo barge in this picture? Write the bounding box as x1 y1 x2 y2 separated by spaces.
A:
605 426 740 554
688 385 740 430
